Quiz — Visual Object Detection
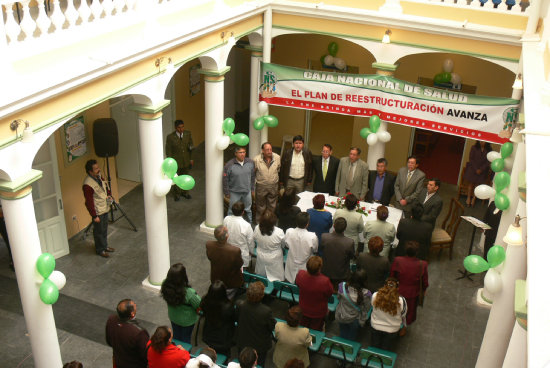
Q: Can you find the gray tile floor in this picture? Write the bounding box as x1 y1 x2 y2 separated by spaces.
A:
0 145 490 367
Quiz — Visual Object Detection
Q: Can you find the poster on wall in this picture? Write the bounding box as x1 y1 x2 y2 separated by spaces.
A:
189 63 201 96
259 62 520 144
64 116 87 163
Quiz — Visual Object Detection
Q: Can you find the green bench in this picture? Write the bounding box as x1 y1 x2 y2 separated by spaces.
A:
243 270 274 294
359 346 397 367
272 280 339 312
319 336 362 366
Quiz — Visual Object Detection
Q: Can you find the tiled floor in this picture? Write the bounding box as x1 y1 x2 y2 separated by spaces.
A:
0 145 491 367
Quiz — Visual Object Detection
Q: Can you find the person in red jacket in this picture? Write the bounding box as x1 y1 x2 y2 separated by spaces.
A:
147 326 190 368
295 256 334 331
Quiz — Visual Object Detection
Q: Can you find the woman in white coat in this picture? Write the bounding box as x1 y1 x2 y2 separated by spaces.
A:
284 212 318 283
254 210 286 281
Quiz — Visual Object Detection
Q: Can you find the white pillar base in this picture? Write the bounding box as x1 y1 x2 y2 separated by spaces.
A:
141 277 161 293
200 221 215 235
476 288 493 307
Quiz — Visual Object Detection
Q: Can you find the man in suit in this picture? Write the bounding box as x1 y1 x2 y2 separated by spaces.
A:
280 135 313 193
165 119 194 201
253 142 280 217
312 143 340 195
320 217 355 289
367 157 396 205
335 147 369 200
206 225 244 298
395 202 433 260
416 178 443 229
393 155 426 217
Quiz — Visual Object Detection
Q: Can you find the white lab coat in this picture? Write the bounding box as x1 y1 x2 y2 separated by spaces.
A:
223 215 254 267
284 227 318 283
254 225 285 281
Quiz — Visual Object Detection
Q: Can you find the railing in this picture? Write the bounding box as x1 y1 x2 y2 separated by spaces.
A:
408 0 530 13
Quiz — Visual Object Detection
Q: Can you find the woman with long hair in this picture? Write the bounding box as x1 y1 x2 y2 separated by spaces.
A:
464 140 492 207
147 326 190 368
276 187 301 232
254 209 285 281
333 193 365 251
161 263 201 343
370 277 407 351
200 280 236 357
335 270 372 340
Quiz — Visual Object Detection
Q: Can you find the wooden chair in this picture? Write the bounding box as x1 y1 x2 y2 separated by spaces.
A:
430 197 464 260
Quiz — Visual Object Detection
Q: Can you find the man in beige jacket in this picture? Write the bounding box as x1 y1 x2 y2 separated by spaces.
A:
253 142 281 218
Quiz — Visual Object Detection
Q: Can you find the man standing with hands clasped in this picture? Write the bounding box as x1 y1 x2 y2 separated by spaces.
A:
224 147 255 223
83 159 115 258
394 155 425 218
335 147 369 201
165 119 194 201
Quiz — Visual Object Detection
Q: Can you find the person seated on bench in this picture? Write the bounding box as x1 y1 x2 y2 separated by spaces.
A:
370 278 407 351
296 256 333 331
186 347 220 368
273 306 312 368
284 212 318 283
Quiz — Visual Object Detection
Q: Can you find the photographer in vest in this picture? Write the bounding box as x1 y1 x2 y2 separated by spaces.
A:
83 159 115 258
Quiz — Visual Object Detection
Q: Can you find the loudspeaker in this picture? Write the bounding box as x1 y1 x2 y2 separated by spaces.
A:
93 118 119 157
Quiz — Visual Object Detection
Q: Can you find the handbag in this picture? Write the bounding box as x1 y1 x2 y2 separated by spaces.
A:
418 260 425 307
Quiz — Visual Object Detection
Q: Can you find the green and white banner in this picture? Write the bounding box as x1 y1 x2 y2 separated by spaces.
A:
259 62 519 144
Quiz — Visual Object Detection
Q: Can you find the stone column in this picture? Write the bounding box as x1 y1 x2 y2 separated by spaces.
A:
366 62 398 168
260 8 272 146
130 101 171 288
199 68 231 232
247 46 263 159
0 170 63 368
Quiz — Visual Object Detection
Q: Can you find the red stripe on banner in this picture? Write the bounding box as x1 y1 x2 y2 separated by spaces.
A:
262 96 508 144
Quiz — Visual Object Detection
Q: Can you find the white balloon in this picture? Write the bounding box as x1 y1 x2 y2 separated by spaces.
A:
366 133 378 145
504 157 514 171
450 73 461 86
474 184 495 200
443 59 454 73
216 135 231 150
493 261 505 273
377 131 391 143
484 268 502 294
154 179 173 197
323 55 334 66
487 151 501 162
49 270 66 290
258 101 268 115
333 58 346 70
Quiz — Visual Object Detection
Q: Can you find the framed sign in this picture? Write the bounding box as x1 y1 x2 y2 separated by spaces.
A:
64 116 87 164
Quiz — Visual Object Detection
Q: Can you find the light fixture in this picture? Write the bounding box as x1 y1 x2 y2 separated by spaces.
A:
154 57 172 72
10 119 33 142
503 215 524 246
512 73 523 89
382 29 392 44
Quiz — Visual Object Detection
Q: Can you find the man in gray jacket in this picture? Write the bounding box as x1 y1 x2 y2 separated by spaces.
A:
223 146 255 222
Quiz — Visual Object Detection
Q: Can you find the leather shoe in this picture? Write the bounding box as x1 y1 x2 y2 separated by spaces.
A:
106 247 115 252
99 251 109 258
183 194 192 199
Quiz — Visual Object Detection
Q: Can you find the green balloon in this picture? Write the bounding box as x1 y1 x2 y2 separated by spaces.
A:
500 142 513 159
442 72 452 83
36 253 55 279
231 133 249 147
39 279 59 304
494 171 511 192
173 175 195 191
491 158 505 173
264 115 279 128
359 127 372 139
434 73 445 84
369 115 381 133
495 193 510 211
253 117 265 130
222 118 235 135
328 42 338 57
463 255 490 273
161 158 178 179
487 245 506 268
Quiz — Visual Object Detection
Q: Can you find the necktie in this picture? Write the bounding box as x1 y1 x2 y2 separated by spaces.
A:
322 159 328 180
346 164 354 190
406 171 412 184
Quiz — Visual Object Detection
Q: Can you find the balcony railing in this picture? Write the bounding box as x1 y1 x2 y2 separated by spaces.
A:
411 0 529 13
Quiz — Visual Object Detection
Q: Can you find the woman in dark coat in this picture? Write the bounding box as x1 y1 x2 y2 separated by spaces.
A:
276 187 301 233
464 140 492 207
200 280 236 357
390 241 428 327
306 194 333 251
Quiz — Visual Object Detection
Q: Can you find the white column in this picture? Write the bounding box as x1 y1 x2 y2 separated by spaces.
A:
248 47 262 159
200 69 231 230
502 321 527 367
130 101 171 287
260 7 272 145
0 170 63 368
367 63 398 168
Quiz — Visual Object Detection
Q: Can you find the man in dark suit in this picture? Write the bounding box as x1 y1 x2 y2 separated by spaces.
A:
416 178 443 229
320 217 355 289
206 225 244 297
393 155 426 217
312 144 340 195
165 119 194 201
395 202 433 260
279 135 313 193
367 157 396 205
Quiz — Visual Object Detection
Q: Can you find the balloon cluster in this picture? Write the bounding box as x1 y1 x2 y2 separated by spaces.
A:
474 142 513 211
320 42 346 71
36 253 66 304
433 59 461 88
216 118 250 150
463 245 506 294
253 101 279 131
156 158 196 197
359 115 391 145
